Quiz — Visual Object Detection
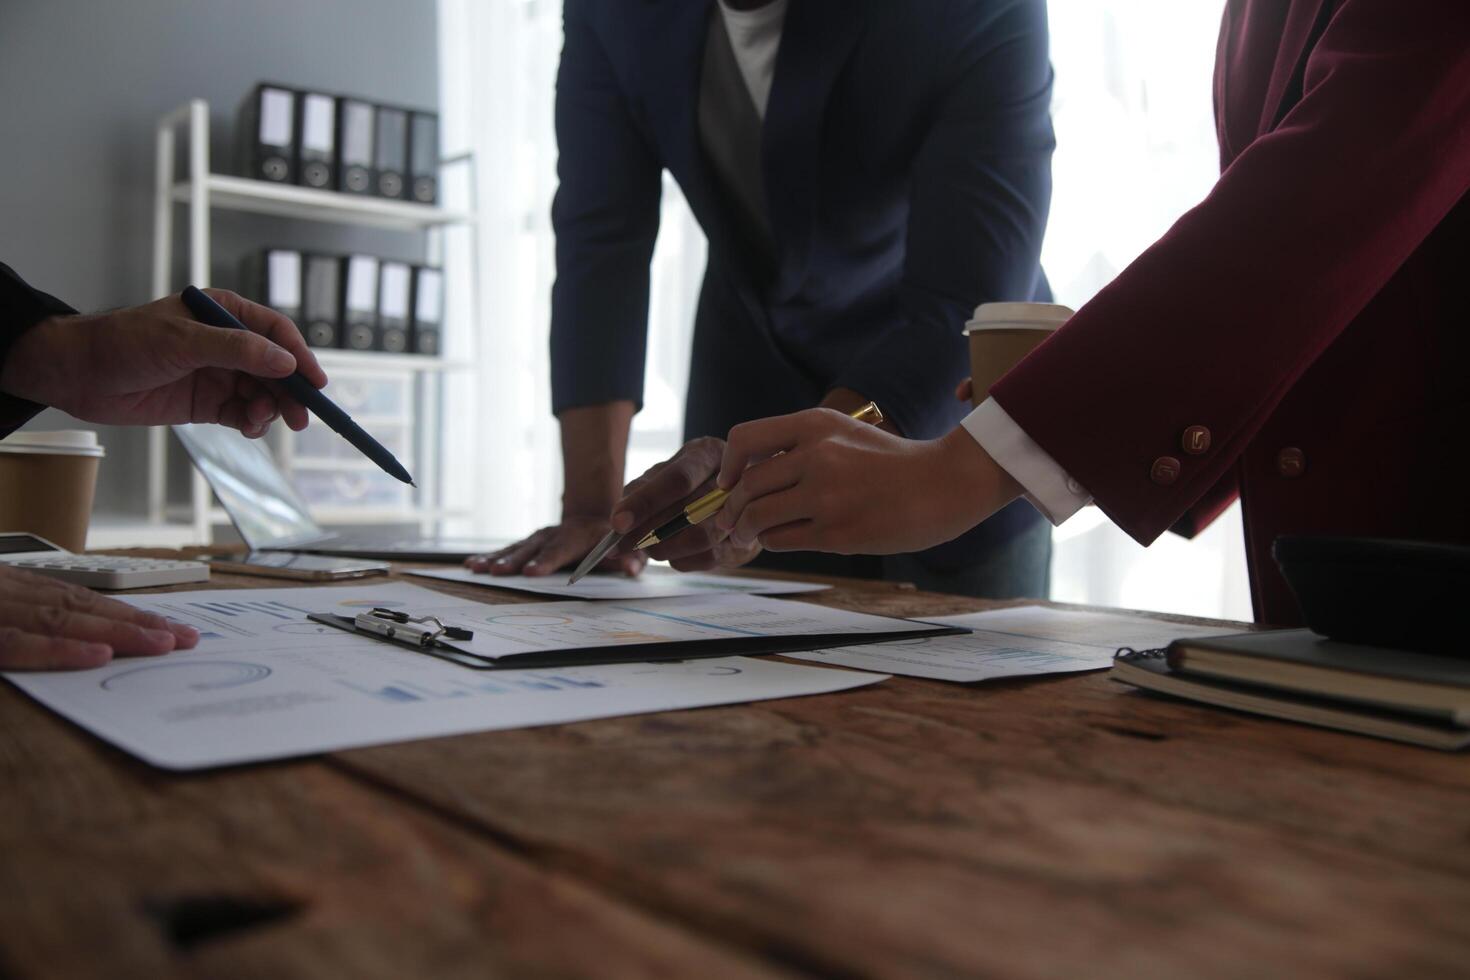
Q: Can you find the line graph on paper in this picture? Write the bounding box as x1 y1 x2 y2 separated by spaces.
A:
101 661 272 693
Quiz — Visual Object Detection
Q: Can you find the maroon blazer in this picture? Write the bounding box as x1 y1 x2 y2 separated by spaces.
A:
992 0 1470 624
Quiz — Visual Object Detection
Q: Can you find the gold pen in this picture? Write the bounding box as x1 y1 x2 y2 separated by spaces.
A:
635 401 884 551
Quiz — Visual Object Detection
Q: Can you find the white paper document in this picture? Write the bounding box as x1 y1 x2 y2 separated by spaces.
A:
786 605 1233 683
337 585 933 664
406 566 830 600
3 582 886 770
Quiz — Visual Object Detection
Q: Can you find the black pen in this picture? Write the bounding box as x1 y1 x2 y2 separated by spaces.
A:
181 285 416 487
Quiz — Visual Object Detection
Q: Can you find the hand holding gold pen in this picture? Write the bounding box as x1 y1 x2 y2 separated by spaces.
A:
637 400 885 550
567 402 883 584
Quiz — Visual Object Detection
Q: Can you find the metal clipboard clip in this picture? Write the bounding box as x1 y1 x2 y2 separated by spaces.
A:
353 607 474 648
307 607 499 669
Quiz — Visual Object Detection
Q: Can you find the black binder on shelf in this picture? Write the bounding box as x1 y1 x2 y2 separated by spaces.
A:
336 97 375 195
295 91 337 190
408 111 439 204
377 261 412 353
374 105 409 199
237 83 296 183
241 248 303 324
410 266 443 356
341 254 380 351
302 253 342 349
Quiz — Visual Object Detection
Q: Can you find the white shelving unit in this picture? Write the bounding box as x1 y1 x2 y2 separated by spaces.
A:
170 173 477 230
113 98 480 547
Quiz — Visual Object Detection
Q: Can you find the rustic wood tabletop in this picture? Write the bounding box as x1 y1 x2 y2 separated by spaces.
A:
2 556 1467 978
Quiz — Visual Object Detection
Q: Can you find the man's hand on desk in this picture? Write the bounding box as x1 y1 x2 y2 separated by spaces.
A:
0 288 327 439
465 516 647 578
609 436 762 572
0 565 198 670
466 399 647 577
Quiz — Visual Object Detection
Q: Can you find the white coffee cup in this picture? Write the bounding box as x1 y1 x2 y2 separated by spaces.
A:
962 302 1075 406
0 429 106 552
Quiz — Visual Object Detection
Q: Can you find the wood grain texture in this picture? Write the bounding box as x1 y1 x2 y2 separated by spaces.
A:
331 677 1470 979
0 683 791 979
6 557 1470 978
328 569 1470 979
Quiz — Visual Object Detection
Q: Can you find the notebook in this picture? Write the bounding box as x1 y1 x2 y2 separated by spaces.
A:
1111 647 1470 751
1165 628 1470 723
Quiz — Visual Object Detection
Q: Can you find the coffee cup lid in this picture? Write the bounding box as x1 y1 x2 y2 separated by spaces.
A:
0 428 106 457
963 302 1075 334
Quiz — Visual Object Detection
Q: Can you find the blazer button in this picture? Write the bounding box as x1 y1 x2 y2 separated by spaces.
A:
1182 425 1211 455
1150 456 1181 485
1276 447 1305 478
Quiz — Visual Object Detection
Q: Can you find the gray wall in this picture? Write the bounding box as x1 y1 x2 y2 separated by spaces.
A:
0 0 438 519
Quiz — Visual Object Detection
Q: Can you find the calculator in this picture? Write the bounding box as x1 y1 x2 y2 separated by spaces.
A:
0 532 210 590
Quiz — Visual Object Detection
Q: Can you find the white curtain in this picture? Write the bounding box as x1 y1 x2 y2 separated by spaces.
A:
438 0 1251 621
1042 0 1250 621
438 0 706 542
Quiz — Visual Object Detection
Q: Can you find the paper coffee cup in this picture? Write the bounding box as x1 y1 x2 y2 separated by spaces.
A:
0 430 106 552
963 302 1075 406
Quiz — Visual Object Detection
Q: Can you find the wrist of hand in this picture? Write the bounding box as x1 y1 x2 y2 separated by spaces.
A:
0 314 75 407
560 492 618 523
560 462 623 521
927 427 1023 529
557 402 634 521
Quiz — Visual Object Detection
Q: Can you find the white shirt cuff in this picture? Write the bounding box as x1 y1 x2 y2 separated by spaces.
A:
960 397 1092 526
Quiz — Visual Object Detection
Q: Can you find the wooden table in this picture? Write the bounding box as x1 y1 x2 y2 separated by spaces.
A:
3 558 1468 979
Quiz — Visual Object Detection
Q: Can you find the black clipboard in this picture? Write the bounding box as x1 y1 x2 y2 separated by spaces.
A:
308 609 969 671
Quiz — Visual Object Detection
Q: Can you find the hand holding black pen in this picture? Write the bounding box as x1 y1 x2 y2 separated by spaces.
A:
0 280 325 439
180 286 416 486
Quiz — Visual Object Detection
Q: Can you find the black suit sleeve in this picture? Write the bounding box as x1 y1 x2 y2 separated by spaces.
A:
548 0 663 416
0 262 76 435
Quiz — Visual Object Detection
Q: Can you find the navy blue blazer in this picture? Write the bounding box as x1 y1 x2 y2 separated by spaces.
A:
0 263 70 436
550 0 1055 565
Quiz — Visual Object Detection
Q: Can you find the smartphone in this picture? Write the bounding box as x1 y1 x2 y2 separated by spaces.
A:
198 551 390 581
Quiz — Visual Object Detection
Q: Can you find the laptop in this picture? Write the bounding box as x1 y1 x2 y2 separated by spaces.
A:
172 423 506 561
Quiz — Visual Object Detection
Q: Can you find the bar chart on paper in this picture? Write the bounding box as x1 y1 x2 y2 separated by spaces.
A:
119 584 407 638
160 596 323 640
341 671 609 705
